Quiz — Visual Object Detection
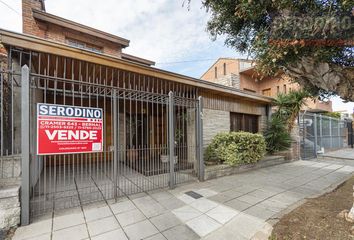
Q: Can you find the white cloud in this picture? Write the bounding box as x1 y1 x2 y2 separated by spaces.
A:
44 0 226 64
0 0 22 33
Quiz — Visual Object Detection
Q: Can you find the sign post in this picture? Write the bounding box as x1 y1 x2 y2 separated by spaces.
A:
37 103 103 155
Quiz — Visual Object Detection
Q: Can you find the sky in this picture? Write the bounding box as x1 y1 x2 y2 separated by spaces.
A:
0 0 353 113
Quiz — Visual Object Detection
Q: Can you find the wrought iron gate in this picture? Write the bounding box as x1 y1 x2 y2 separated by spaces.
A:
17 64 203 222
348 121 353 148
299 112 348 159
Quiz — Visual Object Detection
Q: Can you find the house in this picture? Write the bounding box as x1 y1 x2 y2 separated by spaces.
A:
0 0 273 225
201 58 333 113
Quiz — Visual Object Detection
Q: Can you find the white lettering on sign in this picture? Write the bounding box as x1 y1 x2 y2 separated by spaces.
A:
45 130 98 140
38 104 102 119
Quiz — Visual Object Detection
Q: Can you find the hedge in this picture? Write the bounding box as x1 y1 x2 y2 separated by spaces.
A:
205 131 266 166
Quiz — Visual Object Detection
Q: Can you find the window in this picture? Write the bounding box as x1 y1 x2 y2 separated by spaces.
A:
283 84 287 94
214 67 218 79
262 88 272 97
230 113 259 133
66 38 103 53
223 63 226 75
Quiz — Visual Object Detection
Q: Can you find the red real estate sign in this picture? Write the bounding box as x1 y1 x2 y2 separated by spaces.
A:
37 103 103 155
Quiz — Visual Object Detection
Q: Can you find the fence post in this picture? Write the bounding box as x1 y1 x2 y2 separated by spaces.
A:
197 96 204 181
329 118 332 148
113 90 118 201
313 114 318 158
168 92 175 188
21 65 30 225
0 72 3 156
319 115 323 151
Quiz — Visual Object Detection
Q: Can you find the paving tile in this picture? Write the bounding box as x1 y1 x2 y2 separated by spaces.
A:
91 229 128 240
189 198 218 213
87 216 120 236
243 205 276 221
207 193 234 203
162 225 200 240
53 211 85 231
137 202 167 218
13 233 51 240
144 233 167 240
206 205 239 224
194 188 218 198
186 215 221 237
116 208 146 226
159 197 185 210
224 198 252 212
52 224 88 240
172 205 203 222
12 218 52 240
83 205 112 222
225 213 266 239
222 189 245 199
203 227 247 240
123 220 159 240
110 200 136 214
258 199 288 213
128 192 148 200
237 194 264 205
247 189 277 199
150 191 175 202
150 212 182 231
177 194 197 204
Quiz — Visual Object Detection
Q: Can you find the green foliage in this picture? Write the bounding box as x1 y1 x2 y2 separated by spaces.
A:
200 0 353 100
263 117 292 154
322 112 341 119
272 90 310 131
205 131 266 166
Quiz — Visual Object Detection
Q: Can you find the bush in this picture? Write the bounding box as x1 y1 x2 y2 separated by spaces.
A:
263 118 292 154
205 131 266 166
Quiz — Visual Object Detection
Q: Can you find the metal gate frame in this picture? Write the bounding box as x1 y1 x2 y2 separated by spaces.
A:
299 112 348 159
19 65 204 224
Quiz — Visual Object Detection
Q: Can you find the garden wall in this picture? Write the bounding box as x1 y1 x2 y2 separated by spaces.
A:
205 155 290 180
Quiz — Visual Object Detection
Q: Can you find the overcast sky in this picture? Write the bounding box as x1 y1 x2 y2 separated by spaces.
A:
0 0 353 113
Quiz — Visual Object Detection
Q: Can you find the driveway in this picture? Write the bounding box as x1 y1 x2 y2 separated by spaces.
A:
12 154 354 240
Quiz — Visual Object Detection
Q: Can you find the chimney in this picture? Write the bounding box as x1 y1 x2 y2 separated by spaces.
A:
22 0 46 36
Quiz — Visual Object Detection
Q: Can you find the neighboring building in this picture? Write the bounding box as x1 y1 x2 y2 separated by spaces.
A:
201 58 333 113
0 0 274 226
336 110 354 121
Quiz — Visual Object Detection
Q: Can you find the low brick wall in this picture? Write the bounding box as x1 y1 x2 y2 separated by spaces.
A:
205 155 291 180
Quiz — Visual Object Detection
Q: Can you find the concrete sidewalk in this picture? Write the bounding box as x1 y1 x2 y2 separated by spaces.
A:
12 158 354 240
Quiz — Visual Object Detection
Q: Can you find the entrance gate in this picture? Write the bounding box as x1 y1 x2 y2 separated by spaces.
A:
348 121 353 148
17 64 203 222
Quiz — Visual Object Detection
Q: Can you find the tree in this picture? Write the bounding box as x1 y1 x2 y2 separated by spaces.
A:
199 0 353 101
272 90 311 131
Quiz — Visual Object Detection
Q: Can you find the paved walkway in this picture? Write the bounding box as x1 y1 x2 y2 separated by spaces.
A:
322 148 354 160
12 157 354 240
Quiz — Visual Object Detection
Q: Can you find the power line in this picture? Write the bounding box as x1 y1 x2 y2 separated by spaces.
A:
0 0 20 15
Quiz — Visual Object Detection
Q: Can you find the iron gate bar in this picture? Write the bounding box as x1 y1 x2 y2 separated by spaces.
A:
21 65 30 225
168 91 175 188
197 96 204 181
314 114 318 157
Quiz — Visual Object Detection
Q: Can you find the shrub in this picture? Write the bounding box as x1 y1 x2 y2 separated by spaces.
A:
263 117 292 154
205 131 266 166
